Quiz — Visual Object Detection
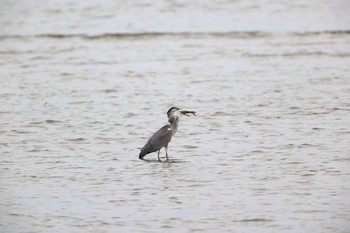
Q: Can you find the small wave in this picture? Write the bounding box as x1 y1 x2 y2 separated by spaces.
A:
103 89 117 93
11 129 32 134
235 218 272 222
3 31 269 40
46 119 62 124
243 51 350 58
292 30 350 36
68 137 87 142
281 143 323 149
1 30 349 40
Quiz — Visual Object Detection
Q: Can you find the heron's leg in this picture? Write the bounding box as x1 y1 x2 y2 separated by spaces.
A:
157 150 161 162
165 146 169 160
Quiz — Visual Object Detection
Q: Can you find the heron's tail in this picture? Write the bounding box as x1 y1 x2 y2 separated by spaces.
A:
139 151 146 160
139 143 153 160
139 148 149 159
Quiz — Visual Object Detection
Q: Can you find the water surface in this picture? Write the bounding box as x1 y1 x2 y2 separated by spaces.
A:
1 1 350 232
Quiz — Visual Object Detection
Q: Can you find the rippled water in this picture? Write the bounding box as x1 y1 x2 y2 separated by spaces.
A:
1 1 350 232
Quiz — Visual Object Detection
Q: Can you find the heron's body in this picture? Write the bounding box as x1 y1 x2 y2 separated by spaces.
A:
139 107 195 161
139 125 174 160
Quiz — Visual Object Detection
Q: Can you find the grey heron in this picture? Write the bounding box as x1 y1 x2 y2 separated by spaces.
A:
139 106 196 161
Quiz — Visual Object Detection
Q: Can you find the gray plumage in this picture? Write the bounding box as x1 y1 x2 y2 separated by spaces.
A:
139 107 180 161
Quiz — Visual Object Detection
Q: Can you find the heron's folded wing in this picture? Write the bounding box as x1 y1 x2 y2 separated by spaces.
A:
148 125 172 145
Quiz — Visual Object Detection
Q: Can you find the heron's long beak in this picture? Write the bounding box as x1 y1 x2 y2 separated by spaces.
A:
179 109 196 117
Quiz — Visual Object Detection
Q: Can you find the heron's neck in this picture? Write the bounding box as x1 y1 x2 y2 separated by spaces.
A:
168 116 179 135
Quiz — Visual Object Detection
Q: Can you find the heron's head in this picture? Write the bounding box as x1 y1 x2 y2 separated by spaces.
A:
167 106 196 118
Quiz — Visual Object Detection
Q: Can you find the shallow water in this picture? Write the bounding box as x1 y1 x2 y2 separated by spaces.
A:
1 1 350 233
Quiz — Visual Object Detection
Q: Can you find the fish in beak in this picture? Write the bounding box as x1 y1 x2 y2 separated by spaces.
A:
179 109 196 117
